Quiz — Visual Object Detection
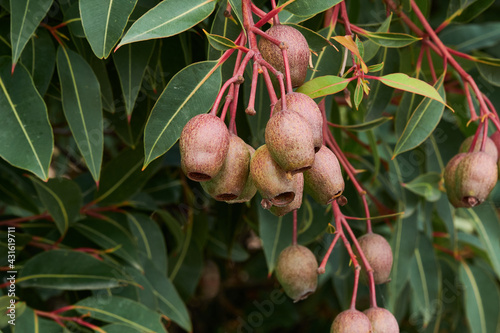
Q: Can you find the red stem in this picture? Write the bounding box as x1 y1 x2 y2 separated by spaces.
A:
339 214 378 308
426 47 438 83
317 231 341 274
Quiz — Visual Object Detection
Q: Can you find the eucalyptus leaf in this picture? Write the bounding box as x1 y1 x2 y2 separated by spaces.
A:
143 60 222 167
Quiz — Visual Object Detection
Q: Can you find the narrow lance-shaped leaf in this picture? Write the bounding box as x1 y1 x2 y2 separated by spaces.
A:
462 204 500 279
409 234 440 327
460 261 500 333
127 213 168 273
74 217 142 271
113 41 155 116
118 0 217 47
387 211 419 312
362 32 422 48
393 75 446 157
31 177 83 235
296 75 351 99
0 57 53 180
378 73 447 106
144 259 192 332
75 296 167 333
95 147 161 205
19 29 56 96
204 30 238 51
57 47 103 182
80 0 138 59
10 0 53 68
18 249 133 290
403 172 442 202
143 60 222 168
278 0 343 17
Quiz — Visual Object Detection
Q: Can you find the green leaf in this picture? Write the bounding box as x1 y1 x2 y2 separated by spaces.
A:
227 0 243 27
439 22 500 53
461 204 500 279
10 0 52 67
460 261 500 333
144 259 192 331
15 306 62 333
368 62 384 73
19 29 56 96
18 249 132 289
363 32 421 48
435 195 457 252
113 41 155 116
409 234 440 327
393 75 446 157
388 211 419 312
56 47 103 182
80 0 138 59
296 75 351 99
377 73 446 106
278 0 342 17
0 57 53 180
362 13 392 63
403 172 442 202
101 323 143 333
127 213 168 273
89 57 116 113
258 203 293 274
476 60 500 87
143 60 222 167
155 209 184 254
118 0 216 47
31 177 83 235
115 266 158 310
452 0 494 23
354 80 363 110
74 217 142 271
75 296 167 332
205 31 238 51
95 147 161 205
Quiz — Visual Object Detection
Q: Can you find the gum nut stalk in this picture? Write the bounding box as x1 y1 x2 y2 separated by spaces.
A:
179 113 230 181
250 145 296 207
274 92 323 152
265 109 315 174
201 134 251 201
304 145 344 204
269 173 304 216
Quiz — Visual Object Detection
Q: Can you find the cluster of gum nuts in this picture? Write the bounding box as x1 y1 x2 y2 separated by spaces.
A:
444 132 500 208
181 24 398 332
